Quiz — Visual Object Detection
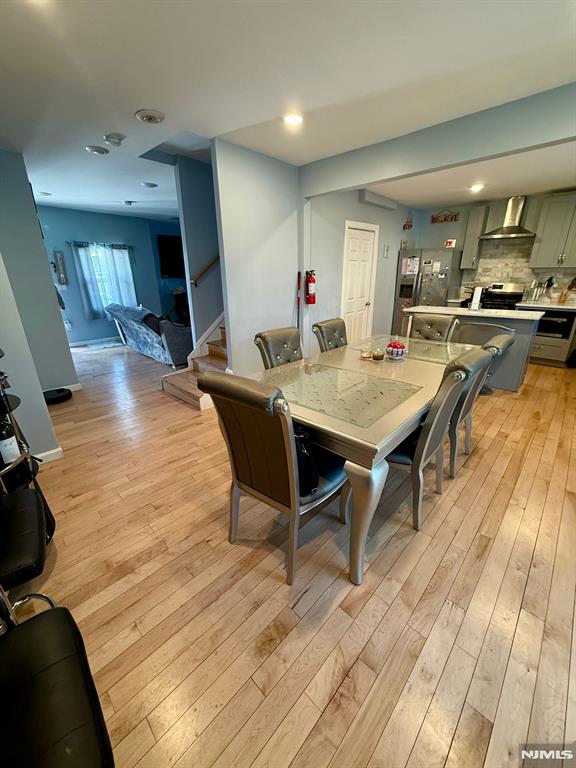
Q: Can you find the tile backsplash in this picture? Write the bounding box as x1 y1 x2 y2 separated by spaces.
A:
463 241 576 287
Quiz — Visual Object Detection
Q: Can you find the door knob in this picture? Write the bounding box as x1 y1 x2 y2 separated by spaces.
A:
365 301 371 306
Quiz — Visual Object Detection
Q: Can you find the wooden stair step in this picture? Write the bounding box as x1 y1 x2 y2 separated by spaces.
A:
192 355 227 374
161 369 213 410
219 325 227 344
207 338 227 361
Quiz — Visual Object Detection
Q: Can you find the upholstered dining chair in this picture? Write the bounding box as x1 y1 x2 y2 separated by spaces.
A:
446 348 494 477
254 327 303 370
197 372 350 584
480 332 516 395
409 313 458 342
312 318 348 353
449 322 515 394
385 349 488 529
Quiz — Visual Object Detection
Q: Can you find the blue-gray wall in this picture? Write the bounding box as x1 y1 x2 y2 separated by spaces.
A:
0 150 78 390
38 206 181 343
300 84 576 197
212 140 299 375
306 191 413 350
175 156 222 344
0 252 59 455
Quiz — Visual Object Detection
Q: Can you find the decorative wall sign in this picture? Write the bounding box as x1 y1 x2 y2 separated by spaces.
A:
431 210 460 224
402 212 413 231
444 239 457 248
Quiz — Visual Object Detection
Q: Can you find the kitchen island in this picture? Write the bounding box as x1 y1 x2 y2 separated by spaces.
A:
404 305 544 391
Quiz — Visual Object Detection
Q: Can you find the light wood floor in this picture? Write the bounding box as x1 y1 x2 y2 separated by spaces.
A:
34 345 576 768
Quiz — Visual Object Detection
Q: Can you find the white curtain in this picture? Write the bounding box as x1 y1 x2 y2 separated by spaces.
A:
73 243 137 319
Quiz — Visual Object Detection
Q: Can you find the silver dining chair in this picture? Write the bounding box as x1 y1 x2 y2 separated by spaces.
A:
449 322 515 394
385 349 488 529
254 327 303 370
447 348 495 477
410 313 458 342
197 371 350 584
312 318 348 353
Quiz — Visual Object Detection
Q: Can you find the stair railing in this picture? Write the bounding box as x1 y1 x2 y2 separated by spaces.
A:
190 255 220 287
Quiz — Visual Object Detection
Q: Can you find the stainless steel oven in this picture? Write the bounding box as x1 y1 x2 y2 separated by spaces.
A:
535 309 576 339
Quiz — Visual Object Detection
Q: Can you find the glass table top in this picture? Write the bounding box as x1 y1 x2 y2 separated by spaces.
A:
353 335 476 365
256 362 423 429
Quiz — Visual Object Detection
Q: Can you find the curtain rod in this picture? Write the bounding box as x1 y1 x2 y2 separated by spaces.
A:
67 241 133 250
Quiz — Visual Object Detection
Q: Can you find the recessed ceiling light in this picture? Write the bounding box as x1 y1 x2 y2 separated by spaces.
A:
85 145 109 155
283 112 303 126
135 109 165 124
141 181 158 188
122 200 136 206
104 132 126 147
38 191 52 196
470 183 485 194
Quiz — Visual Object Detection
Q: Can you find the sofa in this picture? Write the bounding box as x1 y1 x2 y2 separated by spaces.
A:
105 304 193 367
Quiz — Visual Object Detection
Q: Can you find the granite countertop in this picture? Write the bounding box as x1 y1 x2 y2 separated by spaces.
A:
516 301 576 312
406 305 544 321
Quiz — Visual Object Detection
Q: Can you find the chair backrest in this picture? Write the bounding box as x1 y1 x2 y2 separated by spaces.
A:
197 372 298 510
410 314 456 342
413 358 470 469
450 321 516 346
312 318 348 353
444 348 494 428
482 333 515 356
254 327 303 369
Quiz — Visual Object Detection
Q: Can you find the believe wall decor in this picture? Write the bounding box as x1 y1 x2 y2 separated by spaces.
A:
431 209 460 224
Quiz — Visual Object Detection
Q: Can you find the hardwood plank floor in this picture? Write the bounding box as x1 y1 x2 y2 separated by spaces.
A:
28 345 576 768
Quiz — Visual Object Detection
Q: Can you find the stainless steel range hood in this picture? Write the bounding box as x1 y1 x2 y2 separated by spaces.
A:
480 196 536 240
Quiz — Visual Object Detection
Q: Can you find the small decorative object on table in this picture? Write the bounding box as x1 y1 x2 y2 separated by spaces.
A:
360 346 373 360
386 336 406 360
372 347 385 361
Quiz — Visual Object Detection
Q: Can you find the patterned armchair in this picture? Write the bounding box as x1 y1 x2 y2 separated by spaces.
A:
105 304 192 367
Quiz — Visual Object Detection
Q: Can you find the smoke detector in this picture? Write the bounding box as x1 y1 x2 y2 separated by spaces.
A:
134 109 165 124
85 145 109 155
104 132 126 147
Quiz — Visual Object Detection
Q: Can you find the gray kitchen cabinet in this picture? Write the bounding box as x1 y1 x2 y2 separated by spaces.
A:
530 193 576 269
460 205 488 269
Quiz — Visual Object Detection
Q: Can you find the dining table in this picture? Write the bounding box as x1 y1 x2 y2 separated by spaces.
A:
250 334 477 585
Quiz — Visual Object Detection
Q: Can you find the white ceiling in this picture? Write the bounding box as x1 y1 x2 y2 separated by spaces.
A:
0 0 574 217
366 142 576 208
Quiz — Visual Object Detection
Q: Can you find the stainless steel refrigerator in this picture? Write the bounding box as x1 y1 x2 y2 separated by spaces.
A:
391 249 462 336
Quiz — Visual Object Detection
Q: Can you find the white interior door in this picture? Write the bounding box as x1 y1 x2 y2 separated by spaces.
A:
341 222 378 343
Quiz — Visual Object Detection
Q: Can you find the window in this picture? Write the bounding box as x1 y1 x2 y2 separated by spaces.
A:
72 242 137 320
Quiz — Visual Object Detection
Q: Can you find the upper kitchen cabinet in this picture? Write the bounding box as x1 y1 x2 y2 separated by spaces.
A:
530 193 576 269
460 205 488 269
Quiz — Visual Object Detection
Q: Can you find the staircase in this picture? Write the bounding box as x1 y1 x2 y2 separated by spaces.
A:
161 325 227 410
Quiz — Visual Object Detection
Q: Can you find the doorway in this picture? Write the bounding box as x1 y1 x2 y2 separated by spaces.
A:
341 221 379 343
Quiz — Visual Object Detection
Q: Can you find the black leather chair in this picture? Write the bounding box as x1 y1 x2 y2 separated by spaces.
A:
386 350 488 529
410 314 457 342
312 318 348 353
198 371 350 584
0 593 115 768
0 488 47 591
254 327 303 369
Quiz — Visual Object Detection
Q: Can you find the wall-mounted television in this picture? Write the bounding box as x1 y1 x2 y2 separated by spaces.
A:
157 235 185 278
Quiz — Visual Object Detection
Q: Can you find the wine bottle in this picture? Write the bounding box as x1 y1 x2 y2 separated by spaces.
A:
0 415 20 465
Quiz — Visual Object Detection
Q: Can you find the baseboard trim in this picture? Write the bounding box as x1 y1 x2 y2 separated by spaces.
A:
42 382 82 393
69 336 122 347
36 446 64 463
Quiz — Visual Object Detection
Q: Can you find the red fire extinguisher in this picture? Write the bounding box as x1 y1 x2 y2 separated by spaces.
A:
305 270 316 305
